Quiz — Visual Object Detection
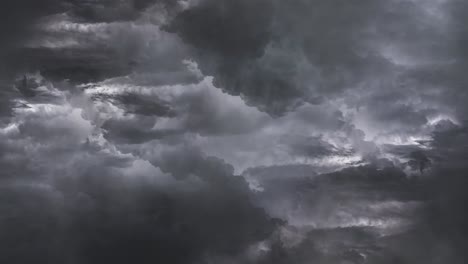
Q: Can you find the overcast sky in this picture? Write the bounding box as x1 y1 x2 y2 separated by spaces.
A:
1 1 468 263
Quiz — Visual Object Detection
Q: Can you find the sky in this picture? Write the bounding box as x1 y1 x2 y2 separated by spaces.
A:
1 0 468 263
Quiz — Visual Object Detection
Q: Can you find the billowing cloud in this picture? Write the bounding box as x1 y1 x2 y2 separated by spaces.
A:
2 0 468 263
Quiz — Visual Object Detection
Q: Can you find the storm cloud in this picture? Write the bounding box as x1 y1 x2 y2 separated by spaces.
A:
1 0 468 263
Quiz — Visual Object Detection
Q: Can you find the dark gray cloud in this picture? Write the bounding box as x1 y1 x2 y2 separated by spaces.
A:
243 163 426 264
165 0 438 115
167 0 303 115
168 0 273 59
0 0 61 50
400 125 468 264
66 0 175 22
0 1 63 119
0 166 278 264
0 106 278 264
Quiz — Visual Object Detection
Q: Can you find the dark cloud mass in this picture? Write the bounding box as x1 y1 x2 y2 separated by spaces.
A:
1 0 468 263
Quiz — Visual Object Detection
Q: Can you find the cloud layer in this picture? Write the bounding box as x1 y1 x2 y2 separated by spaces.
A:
1 0 468 263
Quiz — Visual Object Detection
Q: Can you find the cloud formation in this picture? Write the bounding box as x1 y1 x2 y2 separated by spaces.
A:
1 0 468 263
